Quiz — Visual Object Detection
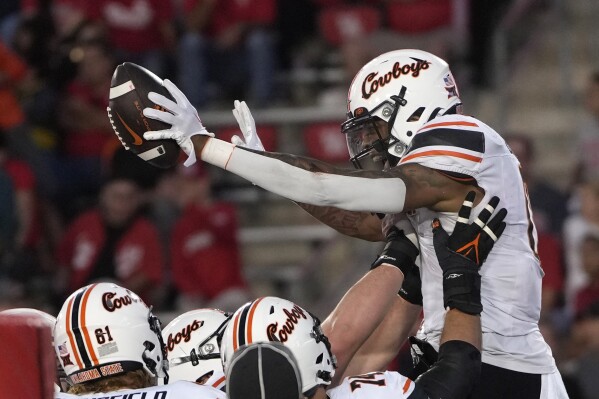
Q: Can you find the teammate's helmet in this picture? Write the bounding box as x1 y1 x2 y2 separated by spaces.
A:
53 283 168 387
221 297 336 397
342 49 462 168
161 309 231 388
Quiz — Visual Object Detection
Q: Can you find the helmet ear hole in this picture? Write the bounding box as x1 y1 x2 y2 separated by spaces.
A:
408 107 425 122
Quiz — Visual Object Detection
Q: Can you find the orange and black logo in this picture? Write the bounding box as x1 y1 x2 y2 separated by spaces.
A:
362 58 431 99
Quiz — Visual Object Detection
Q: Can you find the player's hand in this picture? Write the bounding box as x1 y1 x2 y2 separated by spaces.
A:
231 100 265 151
143 79 214 167
432 191 507 315
371 226 420 279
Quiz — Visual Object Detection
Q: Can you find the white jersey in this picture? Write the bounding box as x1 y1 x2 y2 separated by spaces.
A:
328 371 417 399
399 114 556 374
55 380 226 399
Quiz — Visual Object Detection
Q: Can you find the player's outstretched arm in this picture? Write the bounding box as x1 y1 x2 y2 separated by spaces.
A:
414 192 507 399
143 80 479 217
322 226 419 386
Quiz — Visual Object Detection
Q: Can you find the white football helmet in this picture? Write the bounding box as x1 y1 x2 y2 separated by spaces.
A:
221 297 336 397
342 49 462 168
53 283 168 387
161 309 231 389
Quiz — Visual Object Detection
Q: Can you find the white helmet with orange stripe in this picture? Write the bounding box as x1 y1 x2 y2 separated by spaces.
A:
161 309 231 389
342 49 462 168
53 283 168 387
220 297 336 397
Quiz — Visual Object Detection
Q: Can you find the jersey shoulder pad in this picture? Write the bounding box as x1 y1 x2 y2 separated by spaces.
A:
399 115 485 177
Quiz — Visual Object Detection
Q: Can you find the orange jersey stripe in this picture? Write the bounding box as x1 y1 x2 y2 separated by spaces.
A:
212 375 226 388
403 379 412 393
65 297 83 369
419 120 479 132
400 149 482 164
80 284 99 365
246 297 265 344
232 311 241 351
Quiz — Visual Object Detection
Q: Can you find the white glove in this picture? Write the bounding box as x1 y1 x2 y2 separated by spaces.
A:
143 79 214 167
230 100 265 151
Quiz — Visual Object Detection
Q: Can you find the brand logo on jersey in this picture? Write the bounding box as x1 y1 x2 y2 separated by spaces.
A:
266 305 307 342
362 58 431 100
446 273 463 279
166 320 204 352
58 342 73 366
102 292 138 312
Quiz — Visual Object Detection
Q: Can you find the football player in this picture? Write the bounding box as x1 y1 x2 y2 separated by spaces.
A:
161 308 230 389
53 282 226 399
220 198 504 399
141 49 568 398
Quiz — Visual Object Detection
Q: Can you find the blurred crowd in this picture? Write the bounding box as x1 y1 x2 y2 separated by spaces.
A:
0 1 599 398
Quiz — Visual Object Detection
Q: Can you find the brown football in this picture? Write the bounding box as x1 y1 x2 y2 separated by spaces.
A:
107 62 180 169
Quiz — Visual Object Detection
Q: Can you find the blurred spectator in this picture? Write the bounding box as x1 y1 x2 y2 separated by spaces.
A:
169 163 249 312
366 0 467 72
0 169 16 255
55 175 163 305
0 131 57 308
468 0 512 88
0 40 28 133
0 0 20 45
55 41 118 218
0 133 40 256
505 134 568 235
177 0 277 107
573 71 599 186
575 234 599 319
310 0 468 106
0 39 58 198
563 179 599 313
85 0 176 77
561 300 599 399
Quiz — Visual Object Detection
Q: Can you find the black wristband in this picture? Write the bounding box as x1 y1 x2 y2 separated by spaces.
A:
398 266 423 306
442 265 482 315
371 229 419 277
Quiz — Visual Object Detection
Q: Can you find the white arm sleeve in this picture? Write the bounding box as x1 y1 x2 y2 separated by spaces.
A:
201 138 407 213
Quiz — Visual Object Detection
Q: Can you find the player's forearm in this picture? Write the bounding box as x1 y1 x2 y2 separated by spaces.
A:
195 137 407 213
440 309 481 351
295 202 385 241
322 265 404 385
342 296 420 379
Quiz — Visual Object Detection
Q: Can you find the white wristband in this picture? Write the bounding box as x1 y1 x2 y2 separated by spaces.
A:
200 138 235 169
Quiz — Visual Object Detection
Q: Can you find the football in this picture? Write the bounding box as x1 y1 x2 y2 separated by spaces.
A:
107 62 180 169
